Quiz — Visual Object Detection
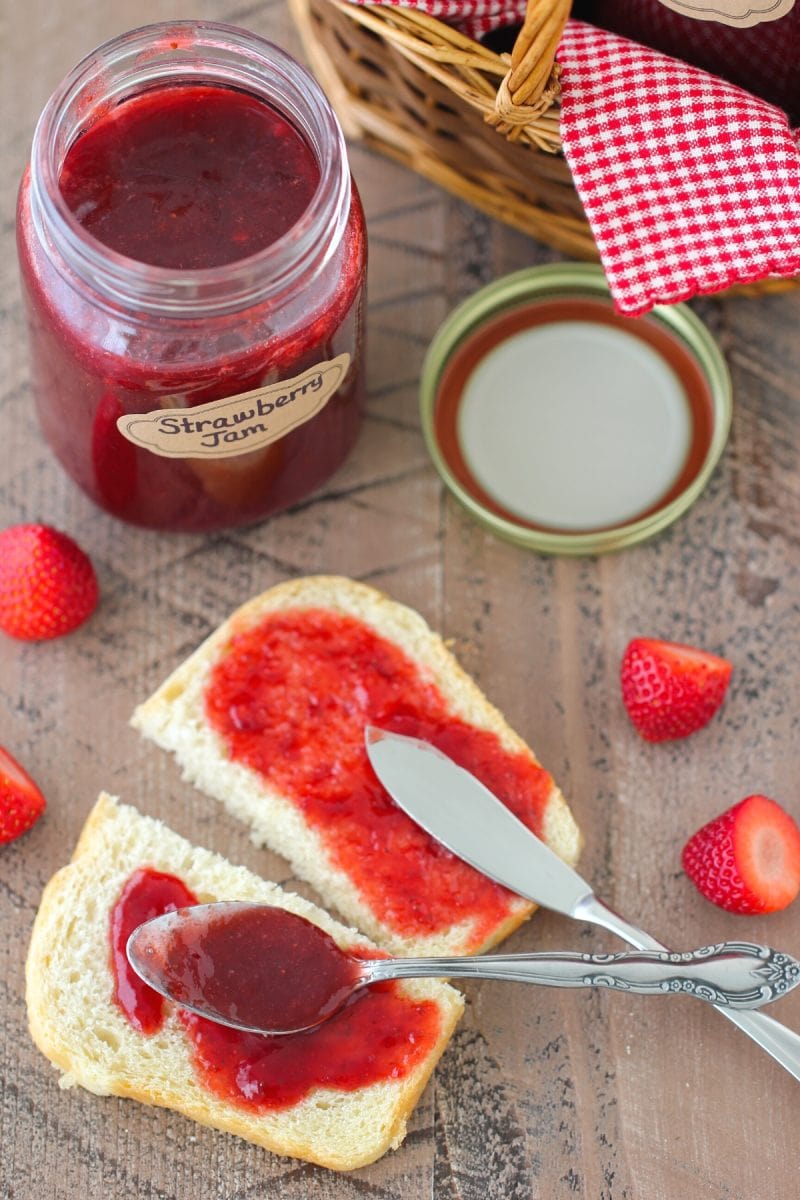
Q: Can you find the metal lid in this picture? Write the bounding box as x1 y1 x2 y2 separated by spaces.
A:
420 264 732 555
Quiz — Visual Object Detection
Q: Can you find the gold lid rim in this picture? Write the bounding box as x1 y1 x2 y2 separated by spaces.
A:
419 264 732 556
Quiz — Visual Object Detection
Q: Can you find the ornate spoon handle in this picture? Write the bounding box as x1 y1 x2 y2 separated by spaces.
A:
571 893 800 1076
365 942 800 1011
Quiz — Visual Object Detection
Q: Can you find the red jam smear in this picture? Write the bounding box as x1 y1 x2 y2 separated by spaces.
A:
110 867 198 1035
178 981 438 1111
110 868 441 1110
204 609 555 948
59 85 320 269
17 84 366 531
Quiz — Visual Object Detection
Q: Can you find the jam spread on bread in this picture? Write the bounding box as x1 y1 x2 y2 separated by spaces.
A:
111 867 197 1034
177 976 439 1111
110 868 441 1109
204 608 554 947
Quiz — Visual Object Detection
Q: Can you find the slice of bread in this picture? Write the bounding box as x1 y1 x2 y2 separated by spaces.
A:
132 576 582 958
26 794 464 1172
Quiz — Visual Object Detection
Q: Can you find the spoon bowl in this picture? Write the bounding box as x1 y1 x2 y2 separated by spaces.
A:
126 902 800 1037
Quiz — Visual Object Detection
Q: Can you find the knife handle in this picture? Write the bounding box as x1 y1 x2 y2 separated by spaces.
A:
573 892 800 1082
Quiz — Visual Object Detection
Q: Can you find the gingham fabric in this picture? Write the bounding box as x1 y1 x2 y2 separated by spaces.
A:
557 20 800 314
346 0 528 38
590 1 799 120
346 3 800 312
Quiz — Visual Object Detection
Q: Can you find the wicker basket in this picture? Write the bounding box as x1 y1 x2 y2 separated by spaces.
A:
289 0 797 295
289 0 593 256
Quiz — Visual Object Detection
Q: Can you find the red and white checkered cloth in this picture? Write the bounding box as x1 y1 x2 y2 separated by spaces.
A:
347 0 528 39
558 21 800 314
346 3 800 313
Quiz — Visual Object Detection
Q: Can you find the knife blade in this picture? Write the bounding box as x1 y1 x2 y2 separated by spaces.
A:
364 725 593 915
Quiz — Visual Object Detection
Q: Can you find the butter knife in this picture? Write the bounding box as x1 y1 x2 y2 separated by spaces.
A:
364 726 800 1082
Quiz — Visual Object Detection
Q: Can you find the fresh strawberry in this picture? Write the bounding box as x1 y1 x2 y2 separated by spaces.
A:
620 637 732 742
682 794 800 915
0 523 98 641
0 746 46 845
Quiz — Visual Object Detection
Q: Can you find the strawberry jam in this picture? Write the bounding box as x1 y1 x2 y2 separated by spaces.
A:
110 868 441 1110
204 609 555 949
18 26 366 531
58 86 320 270
110 867 198 1035
134 905 363 1033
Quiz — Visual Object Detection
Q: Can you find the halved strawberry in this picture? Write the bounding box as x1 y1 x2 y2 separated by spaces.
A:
0 746 46 845
682 794 800 915
620 637 732 742
0 523 98 641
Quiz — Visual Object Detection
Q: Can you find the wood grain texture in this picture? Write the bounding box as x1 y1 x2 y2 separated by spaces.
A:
1 2 799 1197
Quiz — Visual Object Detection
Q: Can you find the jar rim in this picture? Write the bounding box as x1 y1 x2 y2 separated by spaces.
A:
28 20 352 317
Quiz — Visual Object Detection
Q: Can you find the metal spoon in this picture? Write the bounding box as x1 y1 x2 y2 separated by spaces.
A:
126 903 800 1037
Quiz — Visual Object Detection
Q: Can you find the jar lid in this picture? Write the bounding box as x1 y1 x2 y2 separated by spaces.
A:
419 264 732 555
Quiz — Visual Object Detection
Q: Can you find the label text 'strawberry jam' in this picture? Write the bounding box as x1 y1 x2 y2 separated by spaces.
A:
17 23 366 531
204 608 555 949
109 868 441 1110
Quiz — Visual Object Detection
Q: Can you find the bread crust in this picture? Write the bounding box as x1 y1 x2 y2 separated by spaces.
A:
132 576 582 957
26 794 464 1171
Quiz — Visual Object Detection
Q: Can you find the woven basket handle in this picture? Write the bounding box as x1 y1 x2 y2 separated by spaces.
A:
506 0 571 106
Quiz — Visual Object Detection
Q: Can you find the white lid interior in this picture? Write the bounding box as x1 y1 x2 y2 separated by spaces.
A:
456 319 692 531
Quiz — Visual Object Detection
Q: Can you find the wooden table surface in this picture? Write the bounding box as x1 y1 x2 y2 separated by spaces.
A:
2 3 799 1197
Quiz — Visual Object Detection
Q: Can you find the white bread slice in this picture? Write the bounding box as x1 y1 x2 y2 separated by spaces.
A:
26 794 464 1172
132 576 582 957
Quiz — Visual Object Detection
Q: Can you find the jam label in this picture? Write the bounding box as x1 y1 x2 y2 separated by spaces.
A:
657 0 794 26
116 354 351 459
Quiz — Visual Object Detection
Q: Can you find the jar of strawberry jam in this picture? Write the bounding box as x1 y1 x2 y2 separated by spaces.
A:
17 22 367 531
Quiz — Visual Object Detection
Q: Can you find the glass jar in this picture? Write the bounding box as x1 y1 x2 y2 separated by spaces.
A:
17 21 367 532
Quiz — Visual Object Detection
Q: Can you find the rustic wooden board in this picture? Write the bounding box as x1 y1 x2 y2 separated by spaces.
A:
1 3 799 1197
